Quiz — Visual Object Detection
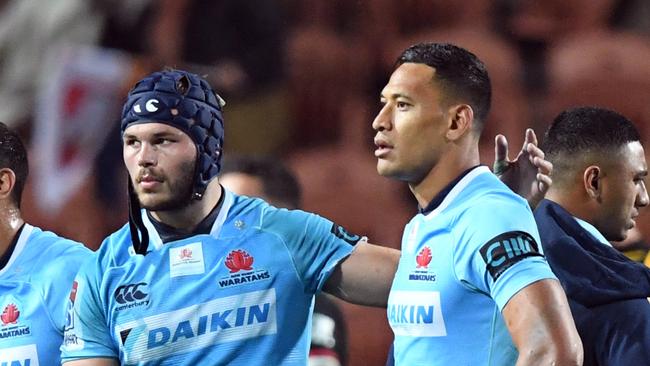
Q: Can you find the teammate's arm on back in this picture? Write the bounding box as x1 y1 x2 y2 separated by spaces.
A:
503 279 583 366
64 358 119 366
323 241 400 307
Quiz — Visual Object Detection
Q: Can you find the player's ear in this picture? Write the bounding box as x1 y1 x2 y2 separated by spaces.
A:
583 165 601 201
0 168 16 201
446 104 473 141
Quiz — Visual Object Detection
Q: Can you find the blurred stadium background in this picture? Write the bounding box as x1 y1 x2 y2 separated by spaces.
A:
2 0 650 364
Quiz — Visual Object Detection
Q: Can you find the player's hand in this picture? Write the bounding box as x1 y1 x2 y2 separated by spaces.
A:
494 128 552 209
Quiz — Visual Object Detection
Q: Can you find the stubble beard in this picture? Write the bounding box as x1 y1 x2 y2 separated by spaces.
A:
137 160 196 212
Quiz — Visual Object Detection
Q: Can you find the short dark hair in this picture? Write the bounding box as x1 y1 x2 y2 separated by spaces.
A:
542 106 641 184
396 42 492 130
220 156 301 209
0 122 28 207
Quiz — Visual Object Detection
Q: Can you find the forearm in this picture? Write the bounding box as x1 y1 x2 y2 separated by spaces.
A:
515 340 582 366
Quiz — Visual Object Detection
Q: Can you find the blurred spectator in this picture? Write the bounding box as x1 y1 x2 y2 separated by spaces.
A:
220 155 349 366
285 0 372 149
545 32 650 139
99 0 291 155
287 95 411 366
0 0 105 129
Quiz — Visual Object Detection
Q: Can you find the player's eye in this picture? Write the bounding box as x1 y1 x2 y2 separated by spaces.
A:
396 101 410 109
124 138 139 146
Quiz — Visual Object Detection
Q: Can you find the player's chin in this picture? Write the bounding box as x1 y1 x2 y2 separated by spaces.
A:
376 160 398 177
137 193 169 210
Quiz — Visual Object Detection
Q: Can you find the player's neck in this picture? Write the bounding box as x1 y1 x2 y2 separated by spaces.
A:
546 188 593 223
150 180 222 233
0 204 24 258
410 144 480 208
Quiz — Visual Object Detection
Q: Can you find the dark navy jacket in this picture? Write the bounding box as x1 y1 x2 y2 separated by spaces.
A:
535 199 650 366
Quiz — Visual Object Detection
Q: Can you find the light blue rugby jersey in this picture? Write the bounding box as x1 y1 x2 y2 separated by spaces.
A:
0 224 90 366
388 166 557 366
61 190 359 365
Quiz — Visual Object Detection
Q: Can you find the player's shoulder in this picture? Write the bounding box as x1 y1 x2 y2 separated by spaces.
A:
456 171 531 218
25 224 91 259
22 225 92 284
228 192 318 229
95 222 133 267
227 192 269 222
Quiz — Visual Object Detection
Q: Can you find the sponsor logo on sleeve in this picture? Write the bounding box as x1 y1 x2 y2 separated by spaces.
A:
63 281 84 350
330 224 361 246
479 231 543 281
115 289 277 363
0 298 30 340
218 250 270 288
387 291 447 337
64 281 78 331
0 344 39 366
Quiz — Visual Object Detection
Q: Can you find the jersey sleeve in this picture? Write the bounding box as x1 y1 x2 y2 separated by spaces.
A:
261 207 358 294
60 244 119 362
453 194 556 311
40 241 92 333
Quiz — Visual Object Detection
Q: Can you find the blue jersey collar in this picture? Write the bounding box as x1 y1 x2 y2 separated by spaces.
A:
419 165 483 215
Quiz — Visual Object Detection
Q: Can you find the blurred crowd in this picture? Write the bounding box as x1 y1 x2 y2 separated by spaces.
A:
2 0 650 364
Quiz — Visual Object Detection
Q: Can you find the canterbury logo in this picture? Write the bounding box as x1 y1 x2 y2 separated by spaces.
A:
114 282 149 304
133 99 160 114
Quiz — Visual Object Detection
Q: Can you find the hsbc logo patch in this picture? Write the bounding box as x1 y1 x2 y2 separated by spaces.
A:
114 282 150 312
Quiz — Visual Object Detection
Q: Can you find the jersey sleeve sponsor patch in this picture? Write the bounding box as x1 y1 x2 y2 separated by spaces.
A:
329 224 361 246
479 231 543 281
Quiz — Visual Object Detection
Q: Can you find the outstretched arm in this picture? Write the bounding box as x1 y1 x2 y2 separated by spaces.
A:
323 241 400 307
494 129 553 209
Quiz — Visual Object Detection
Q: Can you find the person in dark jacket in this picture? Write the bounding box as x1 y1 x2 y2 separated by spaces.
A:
536 106 650 365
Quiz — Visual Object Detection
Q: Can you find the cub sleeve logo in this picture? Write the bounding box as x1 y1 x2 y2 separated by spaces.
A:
225 250 254 273
479 231 543 281
416 247 432 268
115 283 149 304
330 223 361 245
1 304 19 325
